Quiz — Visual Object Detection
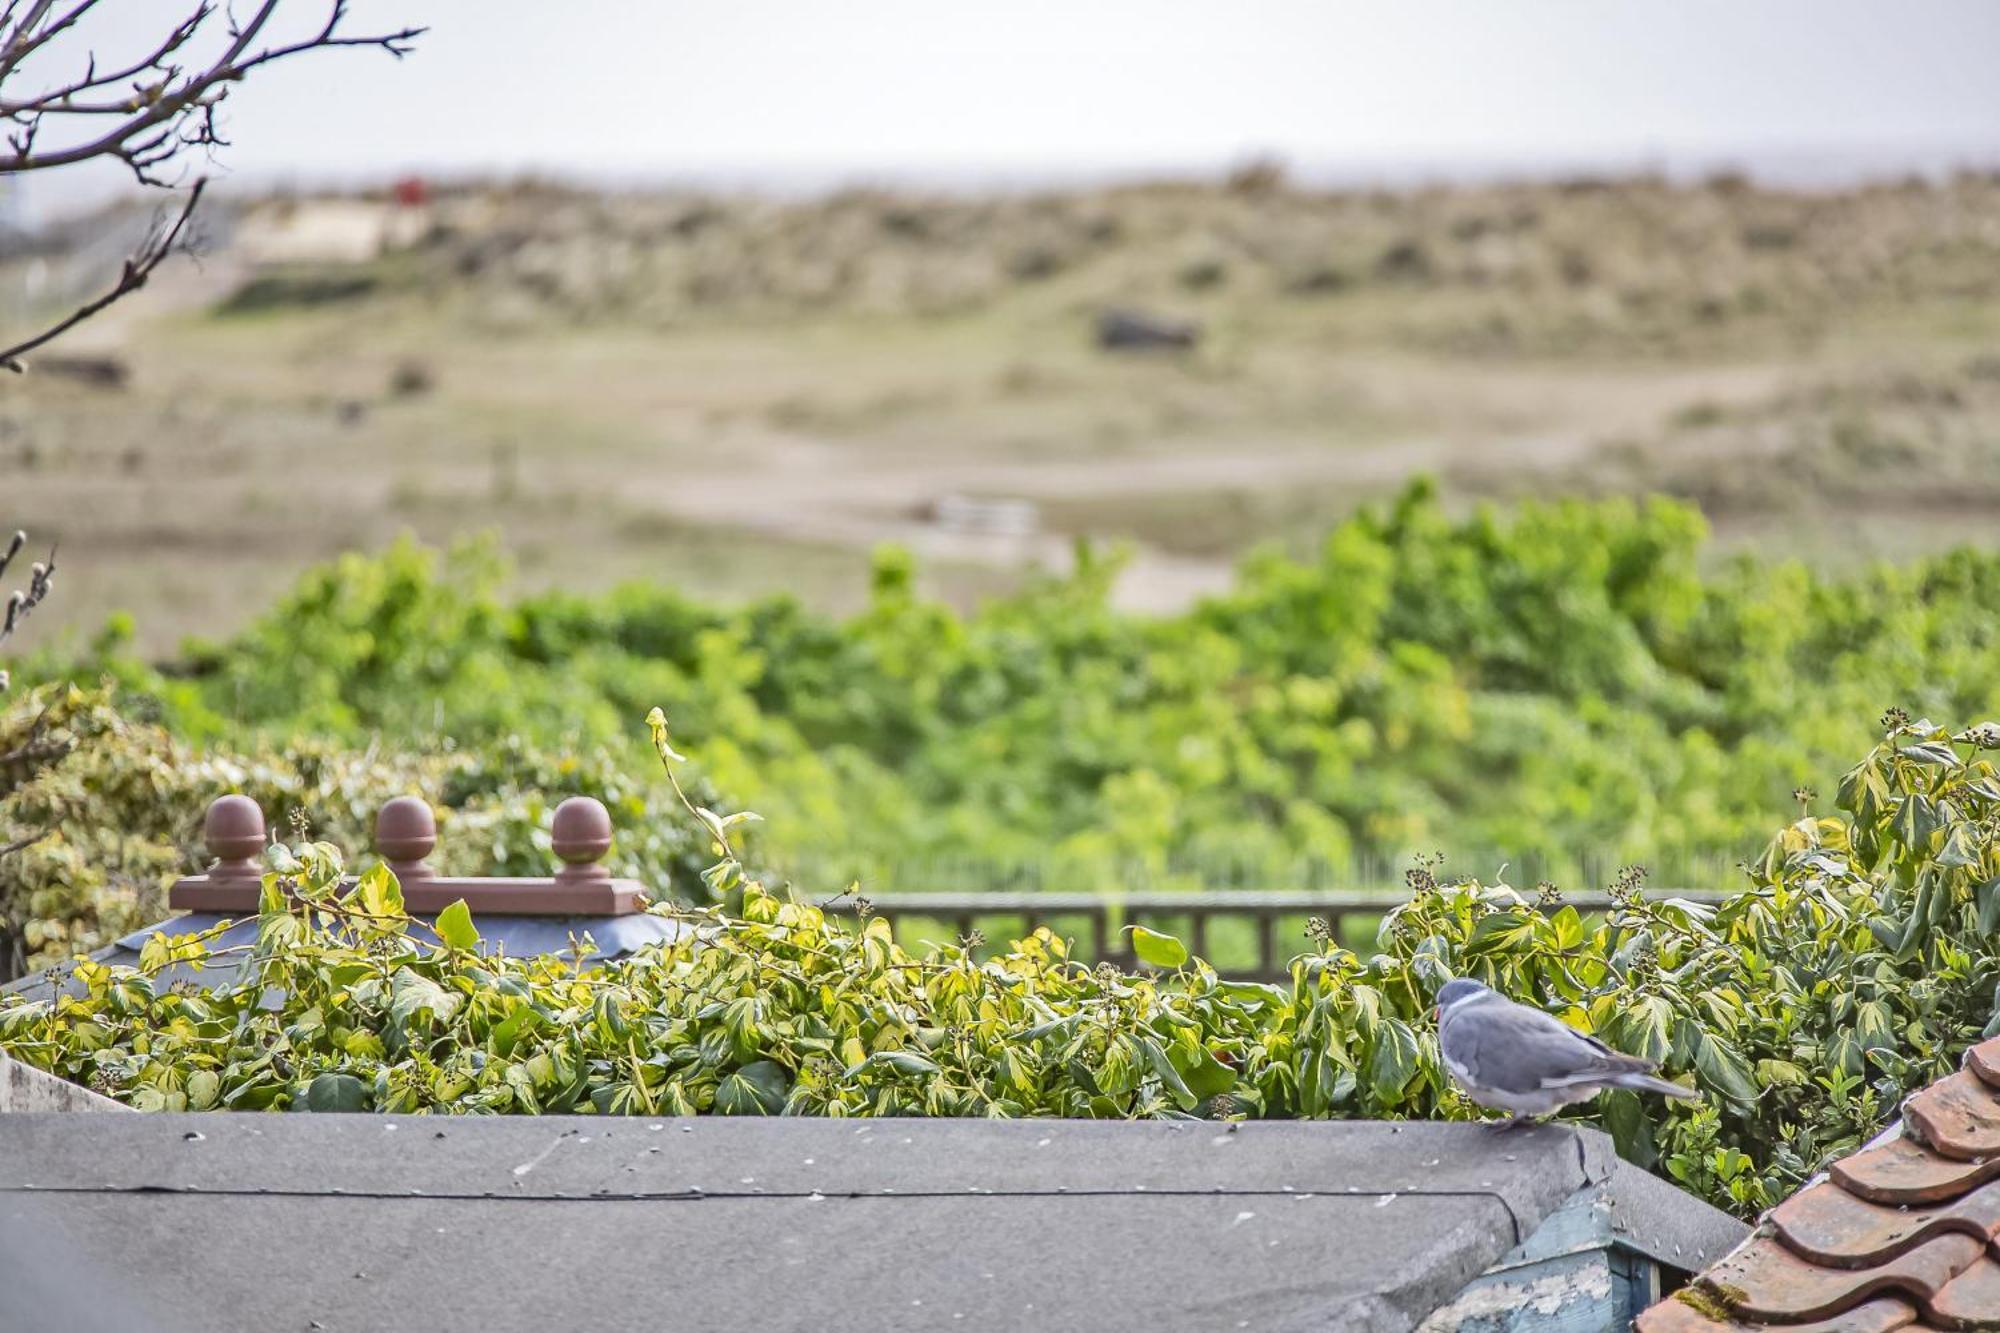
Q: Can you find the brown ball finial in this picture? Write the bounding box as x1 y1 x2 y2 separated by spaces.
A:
375 796 437 881
552 796 613 886
204 795 266 883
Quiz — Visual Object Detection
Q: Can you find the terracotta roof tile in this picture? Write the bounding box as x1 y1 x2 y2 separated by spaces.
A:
1968 1041 2000 1093
1832 1135 2000 1207
1905 1071 2000 1162
1924 1253 2000 1330
1771 1179 2000 1268
1643 1037 2000 1330
1688 1232 1980 1323
1636 1294 1918 1333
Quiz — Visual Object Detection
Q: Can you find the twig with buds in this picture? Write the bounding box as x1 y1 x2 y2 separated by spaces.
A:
0 528 56 691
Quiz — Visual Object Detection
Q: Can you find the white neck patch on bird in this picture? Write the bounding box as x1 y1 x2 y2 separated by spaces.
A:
1440 989 1493 1020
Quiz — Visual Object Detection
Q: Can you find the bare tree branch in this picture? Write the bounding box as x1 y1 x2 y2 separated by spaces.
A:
0 827 49 857
1 1 421 178
0 176 202 370
0 2 423 367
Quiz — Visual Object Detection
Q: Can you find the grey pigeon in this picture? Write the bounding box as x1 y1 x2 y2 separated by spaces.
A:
1434 978 1700 1128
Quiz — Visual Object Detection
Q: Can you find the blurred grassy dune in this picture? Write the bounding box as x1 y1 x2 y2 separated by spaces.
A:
7 170 2000 654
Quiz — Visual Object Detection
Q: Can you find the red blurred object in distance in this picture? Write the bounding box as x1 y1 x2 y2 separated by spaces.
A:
392 175 428 207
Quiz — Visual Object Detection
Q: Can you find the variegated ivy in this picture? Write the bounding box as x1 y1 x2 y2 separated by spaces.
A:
5 711 2000 1220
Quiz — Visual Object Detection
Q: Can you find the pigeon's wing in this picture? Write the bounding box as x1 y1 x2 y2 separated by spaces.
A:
1446 1000 1652 1095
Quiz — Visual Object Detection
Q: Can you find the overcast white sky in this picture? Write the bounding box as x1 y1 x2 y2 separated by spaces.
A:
15 0 2000 214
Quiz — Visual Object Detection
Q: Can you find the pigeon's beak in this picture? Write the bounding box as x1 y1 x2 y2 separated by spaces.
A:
1431 1005 1440 1023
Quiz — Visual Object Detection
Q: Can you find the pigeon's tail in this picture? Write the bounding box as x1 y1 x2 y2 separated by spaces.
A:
1606 1071 1702 1101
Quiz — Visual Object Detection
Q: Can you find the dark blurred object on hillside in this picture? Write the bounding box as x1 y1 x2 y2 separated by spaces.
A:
1096 306 1202 352
388 357 436 398
31 354 127 390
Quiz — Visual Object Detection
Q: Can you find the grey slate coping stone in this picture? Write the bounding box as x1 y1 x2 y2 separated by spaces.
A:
1596 1153 1749 1273
0 1114 1617 1333
0 1053 131 1113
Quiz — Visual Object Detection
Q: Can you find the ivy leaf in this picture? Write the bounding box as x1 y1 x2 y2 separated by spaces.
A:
1938 825 1983 868
354 862 404 919
1977 879 2000 936
1854 1000 1897 1053
1900 740 1964 769
1891 795 1942 850
303 1072 368 1113
1128 926 1188 969
1754 1059 1807 1089
186 1069 221 1110
1172 1042 1237 1100
1140 1037 1196 1110
714 1060 789 1115
1367 1018 1421 1103
1838 759 1890 823
434 899 482 953
1600 1090 1656 1168
1693 1034 1758 1106
389 968 461 1028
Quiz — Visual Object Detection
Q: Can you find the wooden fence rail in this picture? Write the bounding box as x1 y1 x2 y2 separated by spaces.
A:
823 889 1727 981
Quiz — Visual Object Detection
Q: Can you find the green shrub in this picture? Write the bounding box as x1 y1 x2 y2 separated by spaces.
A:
25 483 2000 894
7 710 1999 1219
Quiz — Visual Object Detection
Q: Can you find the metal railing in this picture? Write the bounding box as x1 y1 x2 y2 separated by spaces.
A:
824 888 1727 981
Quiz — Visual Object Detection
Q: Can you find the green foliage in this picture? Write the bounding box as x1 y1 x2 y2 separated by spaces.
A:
8 709 2000 1221
27 484 2000 894
0 681 718 982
